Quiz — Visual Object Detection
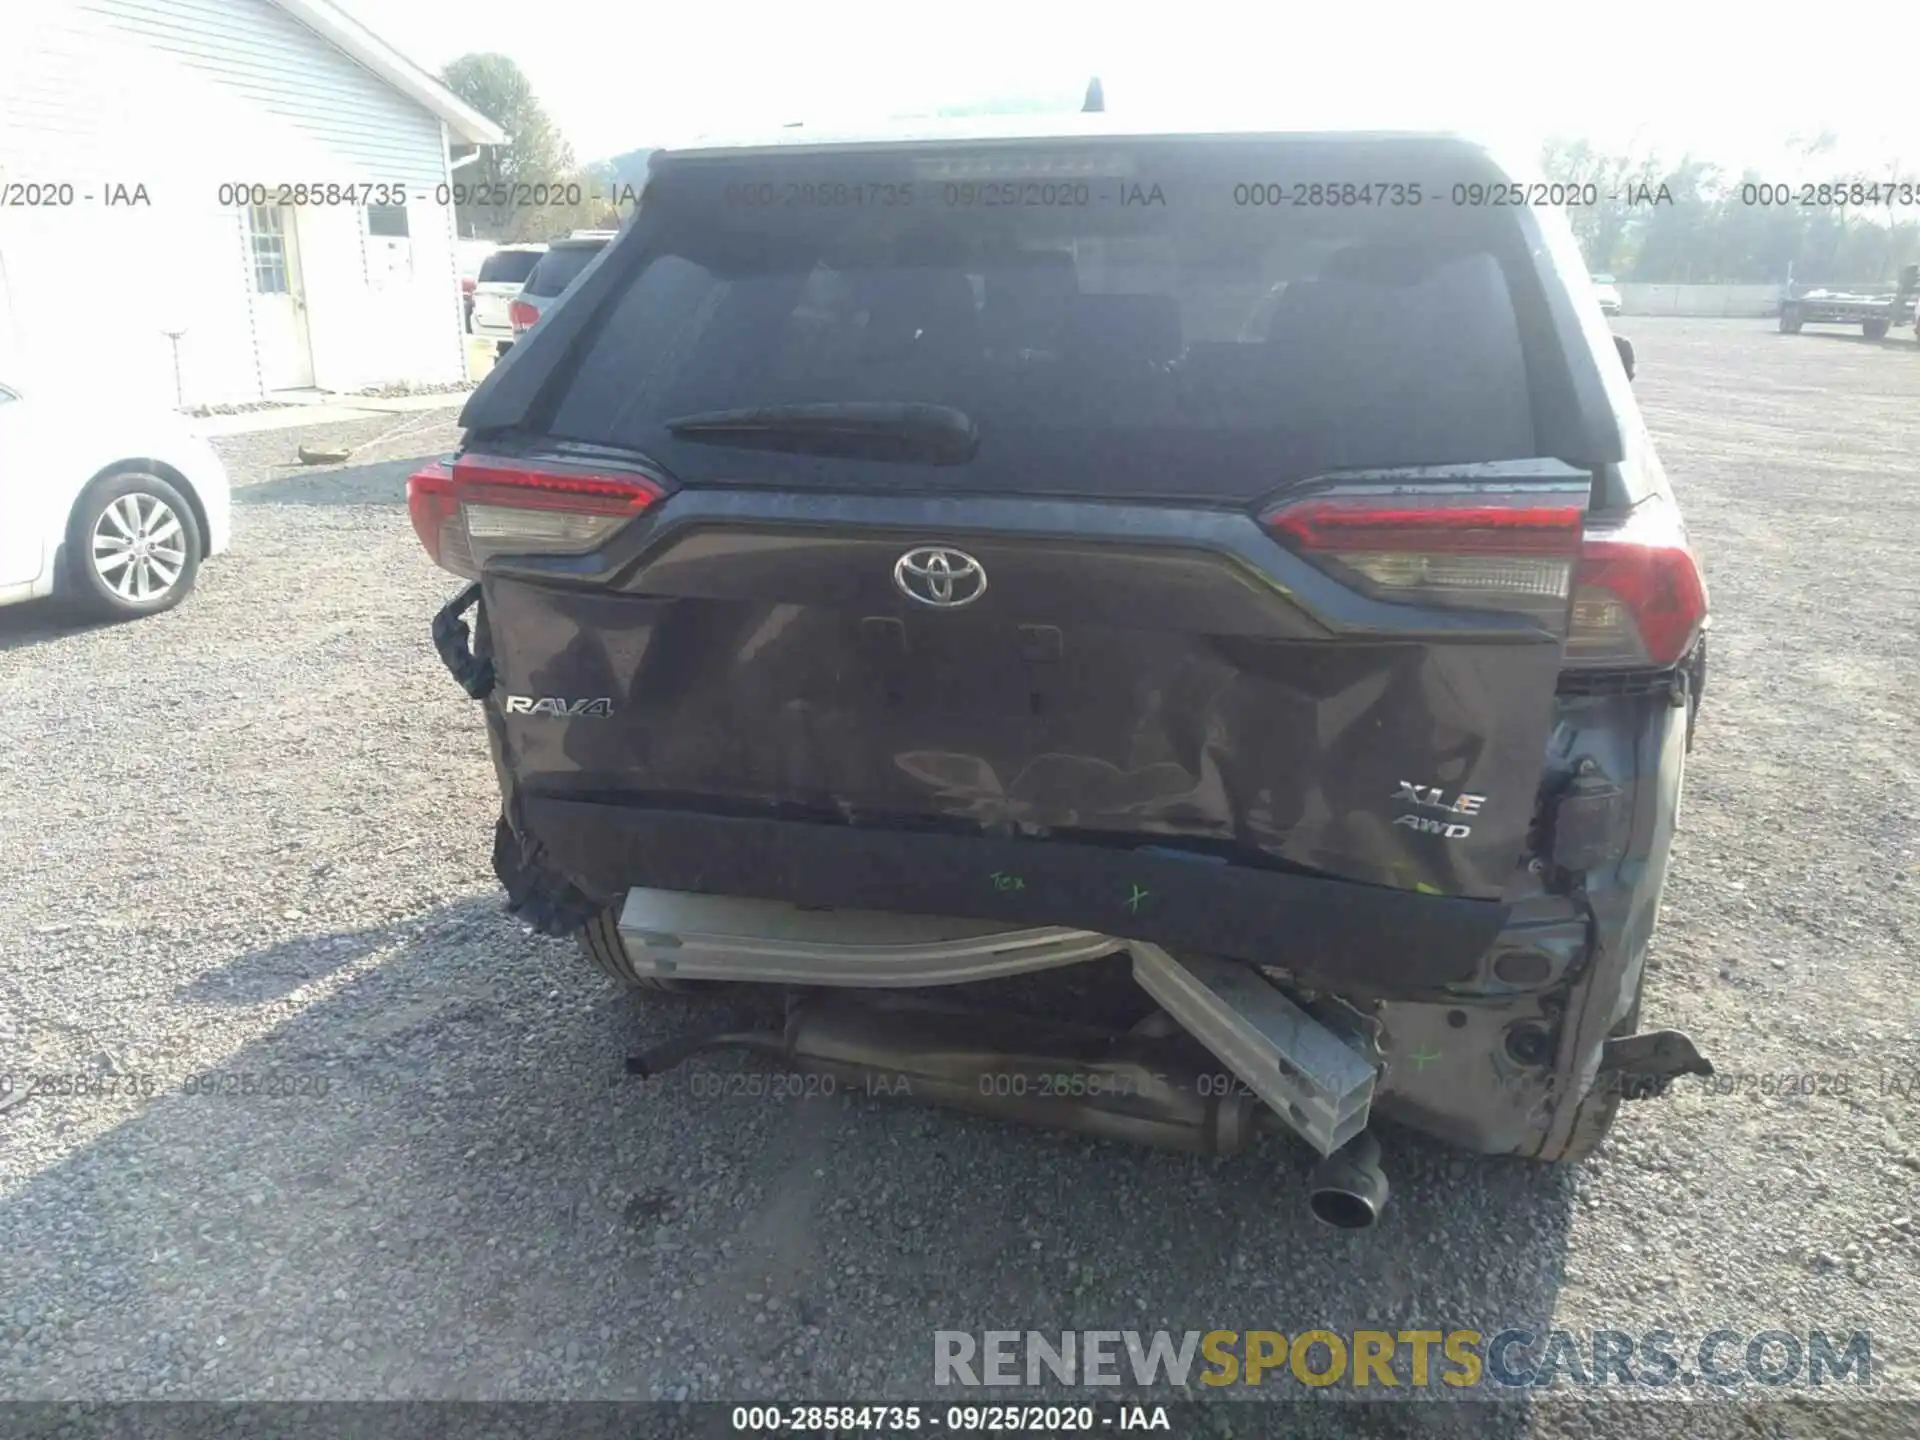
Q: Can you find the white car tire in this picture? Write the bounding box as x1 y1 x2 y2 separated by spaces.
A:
66 470 204 620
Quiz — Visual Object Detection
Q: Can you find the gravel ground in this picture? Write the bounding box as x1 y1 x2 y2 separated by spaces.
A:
1 322 1917 1438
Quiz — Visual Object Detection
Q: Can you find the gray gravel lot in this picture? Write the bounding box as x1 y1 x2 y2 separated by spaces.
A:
1 321 1917 1437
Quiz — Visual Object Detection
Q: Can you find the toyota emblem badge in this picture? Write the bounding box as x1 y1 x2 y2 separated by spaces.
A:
893 546 988 609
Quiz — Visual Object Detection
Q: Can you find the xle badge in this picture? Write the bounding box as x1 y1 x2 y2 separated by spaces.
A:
504 695 614 718
1391 780 1486 840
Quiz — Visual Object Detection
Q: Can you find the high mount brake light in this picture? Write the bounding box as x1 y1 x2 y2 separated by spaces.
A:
405 456 663 577
1263 494 1586 625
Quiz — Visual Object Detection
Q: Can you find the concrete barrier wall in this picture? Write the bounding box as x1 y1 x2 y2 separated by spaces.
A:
1617 284 1782 317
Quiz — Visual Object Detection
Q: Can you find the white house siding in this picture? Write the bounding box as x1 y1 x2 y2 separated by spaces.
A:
0 0 468 408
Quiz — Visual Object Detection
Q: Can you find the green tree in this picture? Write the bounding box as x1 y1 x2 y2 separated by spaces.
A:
1709 170 1803 282
1544 132 1920 284
440 53 578 240
1541 137 1660 274
1628 157 1724 282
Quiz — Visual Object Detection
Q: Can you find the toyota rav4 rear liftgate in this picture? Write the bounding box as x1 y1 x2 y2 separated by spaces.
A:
416 133 1706 1005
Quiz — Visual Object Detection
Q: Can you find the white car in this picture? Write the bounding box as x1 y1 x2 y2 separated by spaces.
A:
0 375 232 619
1591 273 1623 316
469 243 548 354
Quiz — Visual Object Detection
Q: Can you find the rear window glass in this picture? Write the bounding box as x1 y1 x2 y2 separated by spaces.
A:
541 142 1549 499
478 250 542 285
525 244 605 297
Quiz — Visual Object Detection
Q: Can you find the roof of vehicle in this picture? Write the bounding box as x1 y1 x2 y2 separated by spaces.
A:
656 114 1494 162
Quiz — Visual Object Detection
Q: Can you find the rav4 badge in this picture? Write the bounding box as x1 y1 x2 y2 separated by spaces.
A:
504 696 614 718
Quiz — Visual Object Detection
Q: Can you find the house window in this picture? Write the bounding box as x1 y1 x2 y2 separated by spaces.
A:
365 202 414 287
367 203 410 238
246 205 290 294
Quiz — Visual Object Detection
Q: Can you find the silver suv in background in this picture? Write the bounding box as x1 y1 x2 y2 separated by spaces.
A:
507 232 617 340
469 244 547 355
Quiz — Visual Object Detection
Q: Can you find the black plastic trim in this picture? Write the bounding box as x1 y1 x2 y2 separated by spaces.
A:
519 796 1510 991
476 485 1587 645
431 584 495 699
1555 665 1679 699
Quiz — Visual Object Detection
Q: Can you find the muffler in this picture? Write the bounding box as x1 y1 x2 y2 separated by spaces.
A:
1306 1130 1390 1230
628 992 1285 1157
627 957 1393 1225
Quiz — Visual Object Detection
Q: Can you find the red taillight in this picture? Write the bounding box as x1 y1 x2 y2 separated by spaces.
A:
1268 498 1587 556
1263 491 1586 624
406 462 458 569
508 298 538 332
450 456 661 515
1261 488 1707 669
1565 504 1709 667
406 456 664 576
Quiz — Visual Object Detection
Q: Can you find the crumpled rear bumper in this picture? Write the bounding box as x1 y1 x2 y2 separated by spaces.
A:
518 792 1511 996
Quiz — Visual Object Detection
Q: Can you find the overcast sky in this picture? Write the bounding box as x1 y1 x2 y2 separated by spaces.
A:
340 0 1917 179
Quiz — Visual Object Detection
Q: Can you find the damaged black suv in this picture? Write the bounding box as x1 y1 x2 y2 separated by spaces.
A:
411 119 1711 1225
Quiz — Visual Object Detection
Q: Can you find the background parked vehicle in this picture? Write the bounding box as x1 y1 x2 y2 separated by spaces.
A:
0 374 231 618
508 231 617 339
1590 273 1623 315
457 239 501 334
1777 263 1920 338
468 244 547 356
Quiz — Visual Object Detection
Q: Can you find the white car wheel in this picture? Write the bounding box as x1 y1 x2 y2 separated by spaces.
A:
68 471 203 619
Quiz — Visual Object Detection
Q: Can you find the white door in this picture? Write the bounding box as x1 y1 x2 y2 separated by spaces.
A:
245 205 313 390
0 386 48 589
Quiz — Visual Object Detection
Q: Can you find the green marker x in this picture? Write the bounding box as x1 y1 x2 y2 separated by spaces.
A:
1126 883 1150 913
1409 1045 1443 1072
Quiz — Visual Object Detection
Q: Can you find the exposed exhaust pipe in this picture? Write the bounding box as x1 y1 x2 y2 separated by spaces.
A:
1306 1129 1390 1229
629 991 1391 1226
629 992 1286 1157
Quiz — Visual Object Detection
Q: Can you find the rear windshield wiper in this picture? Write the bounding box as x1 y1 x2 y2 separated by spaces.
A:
662 402 979 465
